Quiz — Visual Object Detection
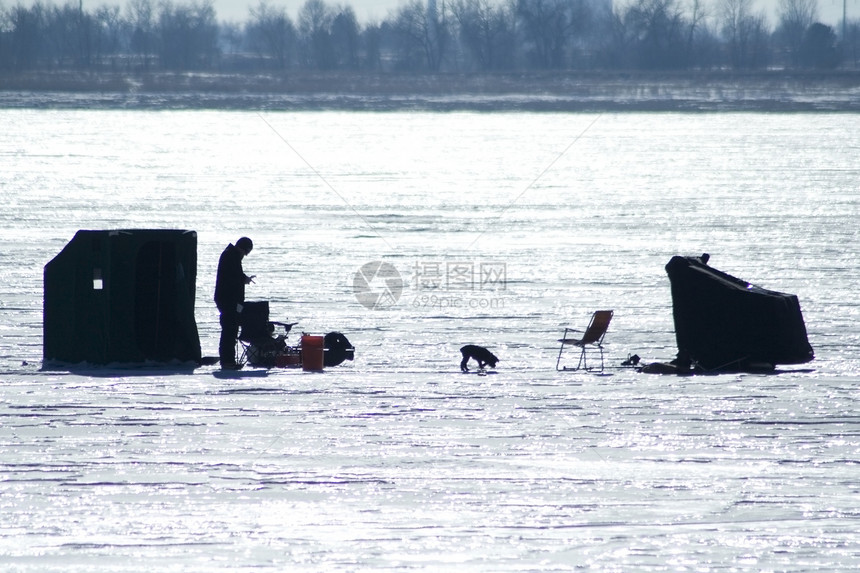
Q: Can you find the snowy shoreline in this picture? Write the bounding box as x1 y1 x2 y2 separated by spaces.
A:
2 70 860 111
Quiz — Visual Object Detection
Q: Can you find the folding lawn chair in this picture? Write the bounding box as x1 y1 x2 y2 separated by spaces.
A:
556 310 613 372
236 301 293 368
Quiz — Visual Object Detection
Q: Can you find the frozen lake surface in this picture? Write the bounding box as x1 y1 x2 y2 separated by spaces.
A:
1 110 859 571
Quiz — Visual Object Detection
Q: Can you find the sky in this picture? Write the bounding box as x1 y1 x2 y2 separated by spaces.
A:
72 0 855 28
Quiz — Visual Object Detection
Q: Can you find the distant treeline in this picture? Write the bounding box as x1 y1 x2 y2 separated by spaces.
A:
0 0 857 74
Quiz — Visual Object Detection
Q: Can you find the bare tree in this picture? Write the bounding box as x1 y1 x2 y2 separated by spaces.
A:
219 21 244 57
599 5 633 68
360 21 383 70
93 4 126 69
451 0 516 70
685 0 707 61
775 0 818 67
0 0 850 75
127 0 155 69
844 19 860 68
720 0 769 68
247 0 296 70
331 5 360 69
44 1 94 68
298 0 334 69
621 0 688 69
158 0 219 70
391 0 450 71
516 0 586 68
391 0 424 69
6 2 48 70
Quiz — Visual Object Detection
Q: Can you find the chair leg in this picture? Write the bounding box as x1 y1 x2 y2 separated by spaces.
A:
558 331 600 373
585 346 605 372
556 328 568 371
236 341 248 367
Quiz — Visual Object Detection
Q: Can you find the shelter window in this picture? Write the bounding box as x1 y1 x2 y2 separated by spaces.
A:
93 268 103 290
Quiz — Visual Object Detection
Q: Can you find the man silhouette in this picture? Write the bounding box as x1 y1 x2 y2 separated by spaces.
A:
214 237 255 369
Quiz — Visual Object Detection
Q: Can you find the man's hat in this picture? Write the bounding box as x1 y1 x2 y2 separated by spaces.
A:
237 237 253 253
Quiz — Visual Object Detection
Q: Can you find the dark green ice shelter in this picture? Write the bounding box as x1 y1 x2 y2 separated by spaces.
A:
44 229 202 366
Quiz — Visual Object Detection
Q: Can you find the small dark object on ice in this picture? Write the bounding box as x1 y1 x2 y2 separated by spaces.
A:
621 354 640 366
460 345 499 372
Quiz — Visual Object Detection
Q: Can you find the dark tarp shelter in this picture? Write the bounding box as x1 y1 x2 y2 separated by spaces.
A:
665 255 813 371
44 229 201 366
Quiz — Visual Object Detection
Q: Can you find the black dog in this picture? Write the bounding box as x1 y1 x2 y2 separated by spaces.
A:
460 345 499 372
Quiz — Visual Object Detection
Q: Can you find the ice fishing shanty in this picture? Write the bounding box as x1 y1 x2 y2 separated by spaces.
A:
43 229 202 366
665 255 814 372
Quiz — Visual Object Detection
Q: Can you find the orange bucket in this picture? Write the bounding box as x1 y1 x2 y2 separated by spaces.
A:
301 335 325 371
